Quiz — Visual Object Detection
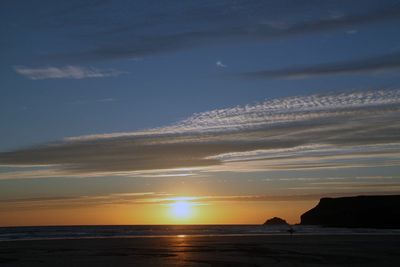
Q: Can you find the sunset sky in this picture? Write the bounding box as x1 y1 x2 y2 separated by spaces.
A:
1 0 400 226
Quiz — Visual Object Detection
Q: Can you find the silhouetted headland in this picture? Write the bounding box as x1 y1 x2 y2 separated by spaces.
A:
301 195 400 229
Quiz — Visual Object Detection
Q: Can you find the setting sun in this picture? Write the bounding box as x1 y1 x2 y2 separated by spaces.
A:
170 201 193 219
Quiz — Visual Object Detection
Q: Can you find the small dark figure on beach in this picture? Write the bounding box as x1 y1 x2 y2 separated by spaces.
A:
288 227 295 236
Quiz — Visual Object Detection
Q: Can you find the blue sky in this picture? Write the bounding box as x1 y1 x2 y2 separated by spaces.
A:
2 0 400 150
1 0 400 225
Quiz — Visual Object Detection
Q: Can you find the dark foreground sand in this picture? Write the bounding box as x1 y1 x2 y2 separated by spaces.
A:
1 235 399 266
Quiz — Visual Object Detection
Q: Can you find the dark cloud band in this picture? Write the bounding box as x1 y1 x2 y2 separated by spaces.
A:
239 51 400 79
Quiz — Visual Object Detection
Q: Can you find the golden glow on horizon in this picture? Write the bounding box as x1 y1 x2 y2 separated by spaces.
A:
0 198 316 226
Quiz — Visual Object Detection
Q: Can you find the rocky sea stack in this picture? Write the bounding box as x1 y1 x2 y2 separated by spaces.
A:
264 217 289 226
301 195 400 229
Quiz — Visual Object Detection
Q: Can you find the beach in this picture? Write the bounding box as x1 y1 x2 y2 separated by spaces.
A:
1 234 399 266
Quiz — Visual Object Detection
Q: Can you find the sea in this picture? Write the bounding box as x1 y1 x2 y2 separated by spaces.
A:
1 225 399 241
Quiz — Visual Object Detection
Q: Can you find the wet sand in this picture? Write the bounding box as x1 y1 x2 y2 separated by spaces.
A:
1 235 399 266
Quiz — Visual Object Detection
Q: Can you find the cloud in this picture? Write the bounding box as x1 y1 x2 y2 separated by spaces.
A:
346 29 358 34
0 89 400 177
0 166 200 180
14 65 125 80
96 98 116 103
2 191 399 211
0 192 163 211
43 2 400 62
239 51 400 79
216 61 227 68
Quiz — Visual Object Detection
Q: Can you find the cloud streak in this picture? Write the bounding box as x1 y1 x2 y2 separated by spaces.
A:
2 191 399 211
0 89 400 177
44 2 400 62
14 65 125 80
239 51 400 79
216 61 227 68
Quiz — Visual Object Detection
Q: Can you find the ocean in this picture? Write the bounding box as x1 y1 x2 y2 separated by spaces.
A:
1 225 399 241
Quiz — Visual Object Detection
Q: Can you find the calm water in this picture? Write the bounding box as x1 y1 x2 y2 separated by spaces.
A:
0 225 399 241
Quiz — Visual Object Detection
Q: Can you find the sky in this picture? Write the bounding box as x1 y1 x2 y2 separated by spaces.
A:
1 0 400 226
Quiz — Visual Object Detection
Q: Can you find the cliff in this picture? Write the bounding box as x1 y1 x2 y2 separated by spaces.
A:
300 195 400 229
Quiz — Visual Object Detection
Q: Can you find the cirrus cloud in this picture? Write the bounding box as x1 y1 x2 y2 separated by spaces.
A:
0 89 400 177
14 65 125 80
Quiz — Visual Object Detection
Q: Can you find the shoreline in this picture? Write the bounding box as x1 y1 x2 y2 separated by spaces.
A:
2 231 400 243
1 234 399 266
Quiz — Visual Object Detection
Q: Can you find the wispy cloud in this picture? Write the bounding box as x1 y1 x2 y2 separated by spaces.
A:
239 51 400 79
14 65 125 80
43 3 400 62
2 191 399 211
0 167 199 180
346 29 358 34
96 98 116 103
0 89 400 177
0 192 163 211
216 61 227 68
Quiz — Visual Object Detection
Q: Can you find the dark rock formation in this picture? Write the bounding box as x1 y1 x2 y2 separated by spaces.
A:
301 195 400 229
264 217 289 226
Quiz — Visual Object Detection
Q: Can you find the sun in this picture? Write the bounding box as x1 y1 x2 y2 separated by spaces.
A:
170 201 192 219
